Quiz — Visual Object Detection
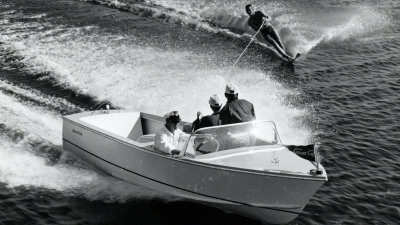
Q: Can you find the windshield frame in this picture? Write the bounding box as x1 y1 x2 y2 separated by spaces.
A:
181 120 282 157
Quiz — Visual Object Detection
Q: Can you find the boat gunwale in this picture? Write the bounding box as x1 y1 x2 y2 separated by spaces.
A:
63 113 327 181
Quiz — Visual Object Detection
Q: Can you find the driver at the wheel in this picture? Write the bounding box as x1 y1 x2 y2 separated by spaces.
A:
154 111 189 155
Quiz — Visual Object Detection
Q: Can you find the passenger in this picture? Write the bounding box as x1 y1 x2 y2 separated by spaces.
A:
154 111 188 155
220 83 256 125
192 94 222 131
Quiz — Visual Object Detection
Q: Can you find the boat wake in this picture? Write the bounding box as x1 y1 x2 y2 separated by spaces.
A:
0 85 177 203
0 7 311 144
86 0 389 56
0 134 171 203
0 0 319 202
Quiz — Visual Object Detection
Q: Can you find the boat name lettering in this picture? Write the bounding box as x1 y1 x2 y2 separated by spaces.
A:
293 148 314 157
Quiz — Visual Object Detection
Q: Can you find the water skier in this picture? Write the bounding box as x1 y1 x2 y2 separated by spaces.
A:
245 4 299 62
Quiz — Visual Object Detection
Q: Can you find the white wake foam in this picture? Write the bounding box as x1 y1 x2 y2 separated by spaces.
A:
0 135 168 203
278 5 390 54
0 90 62 145
0 10 310 143
0 88 172 202
0 7 313 202
0 80 83 112
144 0 389 54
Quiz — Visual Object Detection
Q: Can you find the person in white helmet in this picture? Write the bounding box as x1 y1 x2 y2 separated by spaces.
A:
220 83 255 125
192 94 223 131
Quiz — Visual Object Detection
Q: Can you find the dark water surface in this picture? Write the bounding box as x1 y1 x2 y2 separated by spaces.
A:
0 0 399 224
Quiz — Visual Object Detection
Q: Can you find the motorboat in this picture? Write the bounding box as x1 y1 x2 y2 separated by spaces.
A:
62 109 327 224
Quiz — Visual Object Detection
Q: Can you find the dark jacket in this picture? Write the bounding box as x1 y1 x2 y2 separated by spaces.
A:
247 11 268 31
220 99 255 125
192 111 221 131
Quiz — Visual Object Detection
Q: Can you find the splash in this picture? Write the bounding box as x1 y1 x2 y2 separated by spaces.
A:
88 0 389 55
279 5 390 54
147 0 389 54
0 80 84 113
0 90 62 145
0 13 310 143
0 88 175 203
0 5 312 203
0 135 171 203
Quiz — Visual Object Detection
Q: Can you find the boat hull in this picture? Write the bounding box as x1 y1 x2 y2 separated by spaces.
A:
63 113 326 224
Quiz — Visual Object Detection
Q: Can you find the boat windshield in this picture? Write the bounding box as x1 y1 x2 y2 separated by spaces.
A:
183 121 281 156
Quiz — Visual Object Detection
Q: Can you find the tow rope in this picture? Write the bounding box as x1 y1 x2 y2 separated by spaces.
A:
231 19 266 67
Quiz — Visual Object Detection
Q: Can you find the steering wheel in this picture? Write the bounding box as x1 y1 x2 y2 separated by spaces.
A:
195 136 220 154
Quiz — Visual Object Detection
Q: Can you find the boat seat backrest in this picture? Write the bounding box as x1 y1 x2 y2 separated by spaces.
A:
127 116 144 141
80 112 143 139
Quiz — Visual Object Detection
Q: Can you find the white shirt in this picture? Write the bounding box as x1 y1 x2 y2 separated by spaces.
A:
154 126 187 154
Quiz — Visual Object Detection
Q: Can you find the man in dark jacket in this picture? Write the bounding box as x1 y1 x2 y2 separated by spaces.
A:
220 83 255 125
192 94 222 131
246 4 298 61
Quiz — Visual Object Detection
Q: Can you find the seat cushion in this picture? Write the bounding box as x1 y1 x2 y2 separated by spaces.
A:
137 134 156 143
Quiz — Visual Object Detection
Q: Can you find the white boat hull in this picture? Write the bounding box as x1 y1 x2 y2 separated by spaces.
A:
63 111 327 224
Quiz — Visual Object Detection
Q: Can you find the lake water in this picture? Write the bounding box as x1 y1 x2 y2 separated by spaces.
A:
0 0 399 224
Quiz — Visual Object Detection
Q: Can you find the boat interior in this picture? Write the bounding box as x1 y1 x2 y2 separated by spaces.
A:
78 111 318 174
79 111 163 149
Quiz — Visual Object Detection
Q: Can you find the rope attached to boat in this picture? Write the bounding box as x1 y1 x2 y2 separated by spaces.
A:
231 19 265 68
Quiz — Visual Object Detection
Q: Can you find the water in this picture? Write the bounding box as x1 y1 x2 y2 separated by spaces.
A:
0 0 399 224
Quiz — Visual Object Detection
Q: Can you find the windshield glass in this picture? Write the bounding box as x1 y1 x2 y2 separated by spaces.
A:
184 121 281 157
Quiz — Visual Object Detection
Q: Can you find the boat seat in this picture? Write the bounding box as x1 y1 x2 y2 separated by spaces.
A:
125 137 154 151
136 134 155 152
137 134 155 143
